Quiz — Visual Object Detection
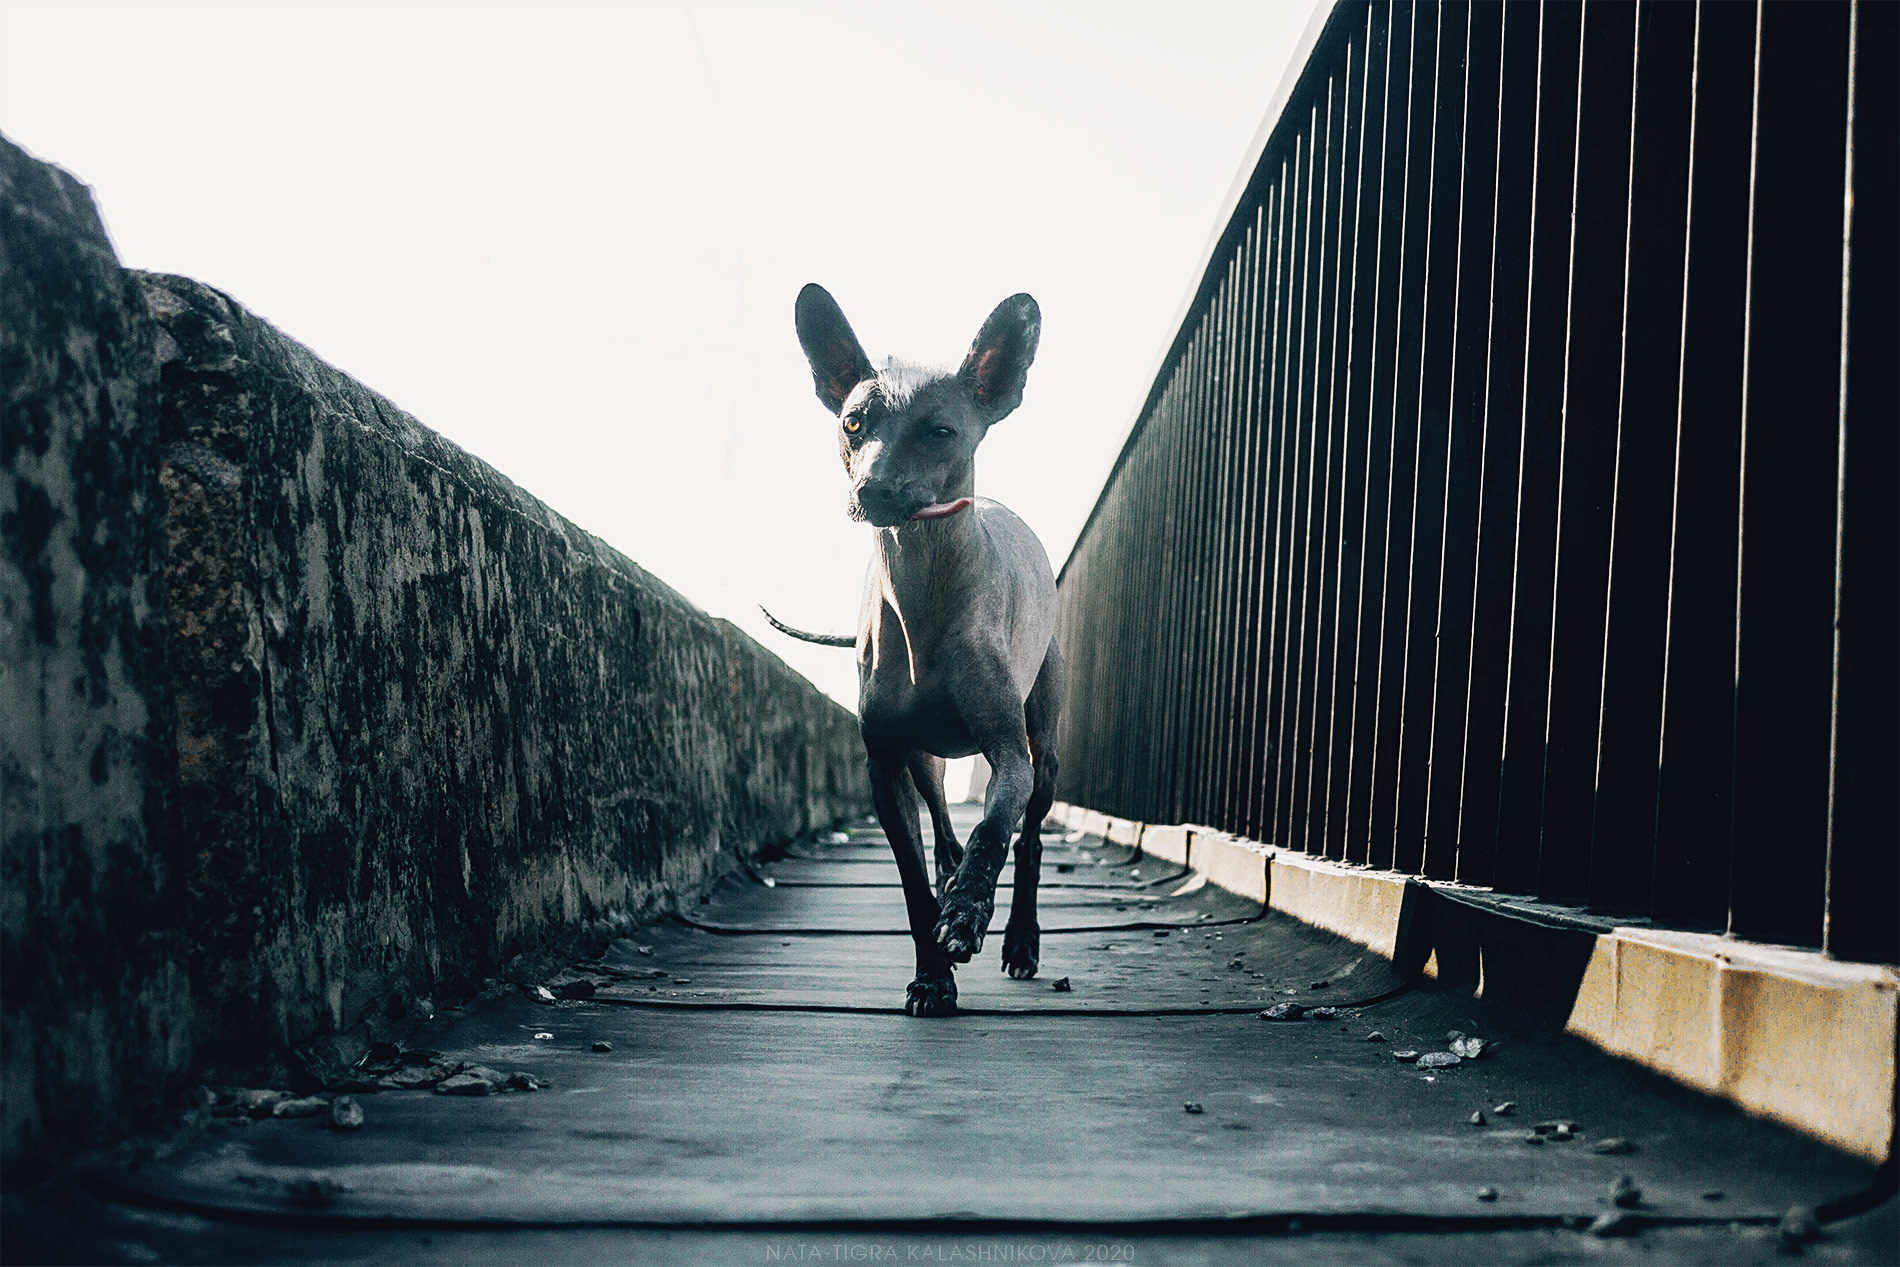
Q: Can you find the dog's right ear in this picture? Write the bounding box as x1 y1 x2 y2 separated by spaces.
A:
795 284 875 414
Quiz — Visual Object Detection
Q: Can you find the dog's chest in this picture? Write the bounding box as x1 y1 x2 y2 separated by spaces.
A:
857 669 979 760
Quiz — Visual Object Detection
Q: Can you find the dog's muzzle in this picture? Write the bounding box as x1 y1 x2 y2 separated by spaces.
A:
852 482 969 527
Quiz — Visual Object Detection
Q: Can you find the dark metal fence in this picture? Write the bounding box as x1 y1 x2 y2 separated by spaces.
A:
1053 0 1895 963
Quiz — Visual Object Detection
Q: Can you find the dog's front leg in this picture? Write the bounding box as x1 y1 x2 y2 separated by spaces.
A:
866 750 957 1016
934 672 1036 962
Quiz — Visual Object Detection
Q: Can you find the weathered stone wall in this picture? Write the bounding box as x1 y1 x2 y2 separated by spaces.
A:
145 268 865 1055
0 139 194 1176
1 134 868 1174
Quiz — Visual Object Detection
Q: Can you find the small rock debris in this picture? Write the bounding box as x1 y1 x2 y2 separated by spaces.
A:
1587 1210 1638 1238
1051 977 1073 992
1393 1050 1422 1062
328 1097 365 1131
1468 1109 1486 1126
1183 1102 1204 1114
1778 1205 1820 1248
1592 1137 1635 1155
1611 1175 1642 1209
1476 1186 1498 1202
1417 1052 1462 1070
380 1064 455 1091
592 1041 613 1053
1365 1031 1388 1043
1492 1101 1516 1116
434 1066 506 1096
271 1096 328 1119
1308 980 1330 990
1260 1003 1305 1021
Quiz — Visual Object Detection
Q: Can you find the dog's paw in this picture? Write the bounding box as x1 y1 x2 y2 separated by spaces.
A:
1000 923 1040 979
904 974 958 1017
933 890 992 963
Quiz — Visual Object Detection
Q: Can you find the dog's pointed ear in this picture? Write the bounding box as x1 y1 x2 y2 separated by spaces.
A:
958 293 1040 421
795 284 875 414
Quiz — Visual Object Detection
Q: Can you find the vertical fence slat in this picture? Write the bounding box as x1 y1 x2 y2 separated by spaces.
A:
1651 0 1752 930
1492 0 1583 895
1727 0 1851 945
1222 219 1265 829
1454 0 1541 887
1321 13 1383 860
1423 0 1502 879
1536 0 1638 906
1260 149 1304 839
1345 0 1412 864
1586 0 1696 913
1825 0 1898 965
1291 81 1345 851
1394 0 1469 875
1216 254 1248 827
1271 120 1320 841
1236 200 1275 838
1246 169 1295 839
1366 0 1436 869
1303 57 1359 854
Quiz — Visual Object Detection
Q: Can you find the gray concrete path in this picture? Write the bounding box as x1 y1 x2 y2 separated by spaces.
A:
10 808 1895 1263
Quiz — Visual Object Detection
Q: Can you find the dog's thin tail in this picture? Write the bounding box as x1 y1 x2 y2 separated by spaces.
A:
760 606 856 647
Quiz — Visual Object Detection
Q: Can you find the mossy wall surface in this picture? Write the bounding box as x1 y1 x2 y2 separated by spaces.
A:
1 134 867 1175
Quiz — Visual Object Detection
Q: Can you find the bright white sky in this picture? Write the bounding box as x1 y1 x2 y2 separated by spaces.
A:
2 0 1314 717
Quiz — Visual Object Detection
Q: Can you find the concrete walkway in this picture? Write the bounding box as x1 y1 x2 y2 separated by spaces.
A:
11 808 1895 1263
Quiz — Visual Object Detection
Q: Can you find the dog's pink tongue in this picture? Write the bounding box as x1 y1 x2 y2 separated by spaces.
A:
909 498 974 521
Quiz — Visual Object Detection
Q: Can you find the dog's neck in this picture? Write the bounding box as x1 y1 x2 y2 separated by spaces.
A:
868 506 985 683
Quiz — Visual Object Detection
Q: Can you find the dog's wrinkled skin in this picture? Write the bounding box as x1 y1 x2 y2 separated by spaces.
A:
775 283 1064 1016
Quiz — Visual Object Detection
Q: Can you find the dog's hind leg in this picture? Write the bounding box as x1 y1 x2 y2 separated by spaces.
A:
1002 643 1061 980
907 753 964 900
867 749 957 1016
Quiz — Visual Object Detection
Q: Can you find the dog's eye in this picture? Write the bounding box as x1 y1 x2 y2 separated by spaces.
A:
843 417 862 434
929 426 955 440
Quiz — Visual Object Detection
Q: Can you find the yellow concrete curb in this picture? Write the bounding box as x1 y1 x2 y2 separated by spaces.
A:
1566 928 1897 1163
1049 801 1898 1164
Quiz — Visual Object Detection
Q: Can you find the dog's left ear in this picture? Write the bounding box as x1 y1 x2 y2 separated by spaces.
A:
959 293 1040 421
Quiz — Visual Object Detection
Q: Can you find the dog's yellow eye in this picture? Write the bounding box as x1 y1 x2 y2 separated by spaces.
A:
843 418 862 434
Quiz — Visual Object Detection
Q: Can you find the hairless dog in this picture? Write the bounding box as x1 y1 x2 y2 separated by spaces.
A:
763 284 1063 1017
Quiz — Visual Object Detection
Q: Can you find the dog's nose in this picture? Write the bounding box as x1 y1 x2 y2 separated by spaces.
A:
855 480 909 523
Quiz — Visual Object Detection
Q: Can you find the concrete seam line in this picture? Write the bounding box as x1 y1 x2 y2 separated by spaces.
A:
70 1168 1836 1234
